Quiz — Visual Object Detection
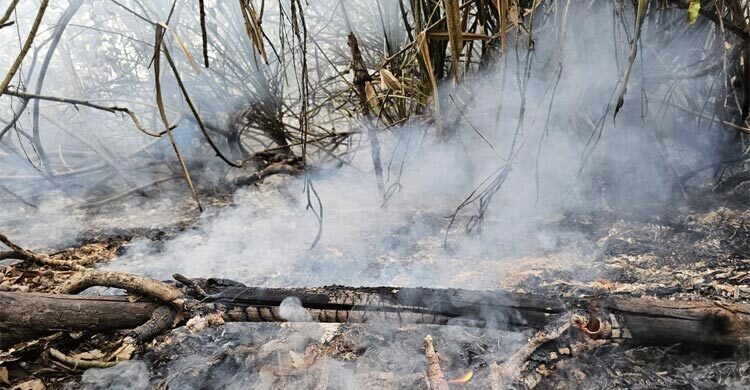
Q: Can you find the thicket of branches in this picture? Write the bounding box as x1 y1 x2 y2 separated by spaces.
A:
0 0 747 216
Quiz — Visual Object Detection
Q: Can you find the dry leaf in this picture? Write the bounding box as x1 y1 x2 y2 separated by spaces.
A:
12 379 45 390
417 31 437 94
365 82 378 110
508 1 520 29
239 0 268 64
426 31 490 41
156 22 200 73
379 68 401 91
112 342 136 362
71 349 104 361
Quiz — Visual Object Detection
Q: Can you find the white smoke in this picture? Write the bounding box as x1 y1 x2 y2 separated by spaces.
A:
0 1 735 388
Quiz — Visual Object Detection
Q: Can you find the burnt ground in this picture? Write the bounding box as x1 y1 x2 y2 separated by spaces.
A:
2 178 750 389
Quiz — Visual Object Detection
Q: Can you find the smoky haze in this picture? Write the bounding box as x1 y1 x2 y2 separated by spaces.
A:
0 1 729 283
0 1 734 389
97 2 728 290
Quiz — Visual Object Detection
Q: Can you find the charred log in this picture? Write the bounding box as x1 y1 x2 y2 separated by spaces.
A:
3 283 750 351
0 291 159 348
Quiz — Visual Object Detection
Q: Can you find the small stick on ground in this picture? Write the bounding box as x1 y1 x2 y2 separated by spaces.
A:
0 233 86 270
423 335 449 390
489 319 571 389
49 348 118 369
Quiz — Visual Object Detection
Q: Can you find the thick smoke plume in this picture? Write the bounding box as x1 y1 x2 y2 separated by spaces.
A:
92 2 728 291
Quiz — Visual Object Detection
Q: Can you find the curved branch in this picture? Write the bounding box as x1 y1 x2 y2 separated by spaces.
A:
59 269 185 305
2 88 168 137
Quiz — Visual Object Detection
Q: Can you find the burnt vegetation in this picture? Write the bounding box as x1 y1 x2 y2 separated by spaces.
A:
1 0 750 389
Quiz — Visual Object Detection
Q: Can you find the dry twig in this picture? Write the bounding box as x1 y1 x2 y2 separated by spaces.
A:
423 335 449 390
49 348 118 369
0 233 86 270
0 0 49 97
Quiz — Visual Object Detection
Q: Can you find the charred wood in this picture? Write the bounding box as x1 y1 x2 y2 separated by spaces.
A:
3 283 750 351
0 291 159 348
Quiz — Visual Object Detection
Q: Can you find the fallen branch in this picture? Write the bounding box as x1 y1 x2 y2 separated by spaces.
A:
127 305 178 344
59 269 185 305
517 338 611 389
232 157 304 187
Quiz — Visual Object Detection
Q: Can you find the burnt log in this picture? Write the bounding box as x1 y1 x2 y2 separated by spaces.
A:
605 297 750 347
199 285 567 331
0 291 160 348
2 285 750 351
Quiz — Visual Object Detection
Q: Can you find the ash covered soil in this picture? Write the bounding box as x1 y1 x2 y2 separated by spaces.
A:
2 178 750 390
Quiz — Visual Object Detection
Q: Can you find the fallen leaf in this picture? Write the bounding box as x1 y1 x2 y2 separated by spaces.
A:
112 342 136 361
71 349 105 361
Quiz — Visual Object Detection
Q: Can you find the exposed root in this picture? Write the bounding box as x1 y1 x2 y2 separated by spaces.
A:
49 348 118 369
127 305 178 344
423 335 449 390
59 269 185 305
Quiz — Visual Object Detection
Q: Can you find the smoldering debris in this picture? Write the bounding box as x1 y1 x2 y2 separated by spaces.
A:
80 322 528 390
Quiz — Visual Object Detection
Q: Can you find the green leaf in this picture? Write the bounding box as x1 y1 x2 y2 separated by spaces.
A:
687 0 700 25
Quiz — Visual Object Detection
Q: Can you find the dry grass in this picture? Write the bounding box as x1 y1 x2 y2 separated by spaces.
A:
0 0 747 208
